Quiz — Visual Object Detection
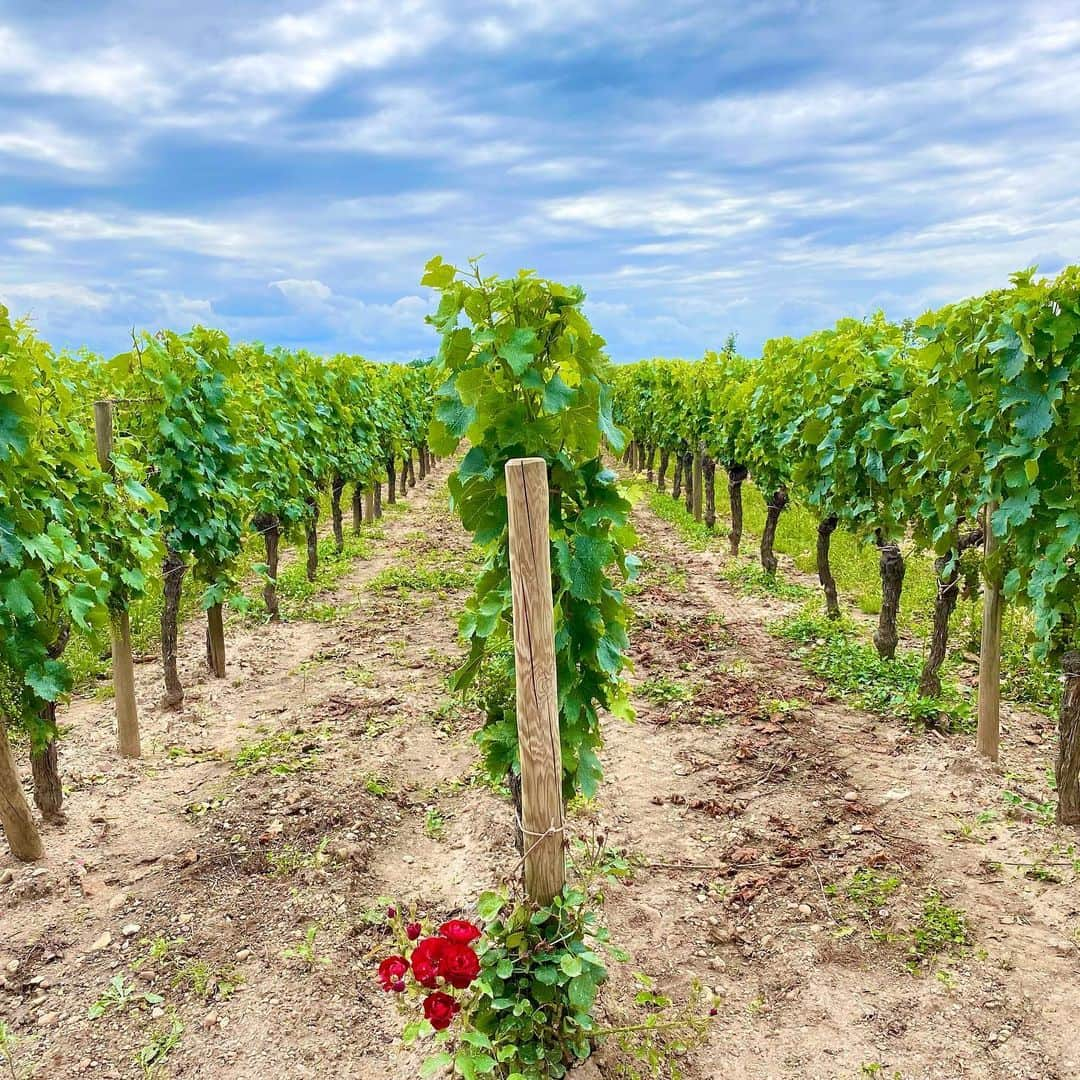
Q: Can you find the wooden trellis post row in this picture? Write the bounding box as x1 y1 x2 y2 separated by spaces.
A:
505 457 566 905
94 401 142 758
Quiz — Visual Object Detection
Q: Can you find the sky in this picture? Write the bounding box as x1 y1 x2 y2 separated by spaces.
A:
0 1 1078 363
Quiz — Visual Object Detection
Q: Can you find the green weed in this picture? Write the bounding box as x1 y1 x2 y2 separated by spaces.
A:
639 675 693 705
908 893 970 969
234 729 323 776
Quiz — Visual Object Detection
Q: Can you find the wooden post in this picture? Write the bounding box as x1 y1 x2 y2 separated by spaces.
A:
364 489 375 523
94 401 141 758
505 458 565 906
206 604 226 678
692 445 703 522
977 501 1002 761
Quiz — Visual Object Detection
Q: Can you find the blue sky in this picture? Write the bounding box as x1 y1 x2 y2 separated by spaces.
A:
1 1 1078 363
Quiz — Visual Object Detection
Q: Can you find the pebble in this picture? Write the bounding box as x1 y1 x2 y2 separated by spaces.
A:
90 932 112 951
107 893 128 912
202 1013 219 1030
798 904 812 917
235 948 252 962
0 869 13 885
4 959 18 974
122 923 141 937
843 791 858 802
36 1011 58 1027
401 855 415 864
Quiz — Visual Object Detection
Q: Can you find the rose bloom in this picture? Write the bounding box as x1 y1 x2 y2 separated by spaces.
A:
377 956 408 992
439 942 480 989
410 936 446 989
422 991 460 1031
439 919 482 946
406 922 422 941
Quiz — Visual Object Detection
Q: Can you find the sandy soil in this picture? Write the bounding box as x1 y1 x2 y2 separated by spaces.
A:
2 466 1078 1080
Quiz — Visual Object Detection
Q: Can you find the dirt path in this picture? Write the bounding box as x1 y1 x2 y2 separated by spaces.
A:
2 466 512 1079
2 470 1078 1080
594 497 1079 1079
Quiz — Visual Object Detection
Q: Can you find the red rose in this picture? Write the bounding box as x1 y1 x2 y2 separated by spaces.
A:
411 936 446 989
440 941 480 989
422 991 460 1031
406 922 422 941
439 919 481 946
377 956 408 992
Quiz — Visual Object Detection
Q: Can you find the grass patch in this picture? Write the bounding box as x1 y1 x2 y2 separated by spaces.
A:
908 892 970 970
832 867 903 911
367 564 471 594
721 559 812 601
646 486 720 551
233 729 323 776
774 606 972 730
639 675 694 705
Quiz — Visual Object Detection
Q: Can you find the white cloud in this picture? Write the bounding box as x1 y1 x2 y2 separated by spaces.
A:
271 278 334 305
0 120 112 174
0 281 111 311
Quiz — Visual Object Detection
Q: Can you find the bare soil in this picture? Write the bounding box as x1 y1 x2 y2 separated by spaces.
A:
2 468 1078 1080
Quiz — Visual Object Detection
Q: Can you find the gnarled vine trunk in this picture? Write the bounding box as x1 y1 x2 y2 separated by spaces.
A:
1057 652 1080 826
0 716 43 861
920 553 959 698
622 441 634 467
645 444 655 484
672 454 684 499
683 452 694 514
385 458 396 505
374 480 383 517
257 514 281 620
873 535 906 660
727 464 747 556
31 701 62 821
919 528 983 699
760 487 788 575
703 456 716 529
162 548 187 709
352 488 363 534
509 770 524 855
330 475 346 554
305 498 319 583
817 514 840 619
399 455 408 496
407 452 416 488
657 447 670 493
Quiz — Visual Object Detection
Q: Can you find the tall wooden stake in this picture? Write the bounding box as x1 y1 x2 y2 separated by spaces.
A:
94 401 141 758
977 501 1002 761
692 445 703 522
364 489 375 523
505 458 565 905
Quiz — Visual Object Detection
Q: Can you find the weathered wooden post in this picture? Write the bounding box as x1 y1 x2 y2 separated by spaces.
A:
505 458 565 905
692 444 703 522
94 401 141 758
364 488 375 524
977 501 1002 761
